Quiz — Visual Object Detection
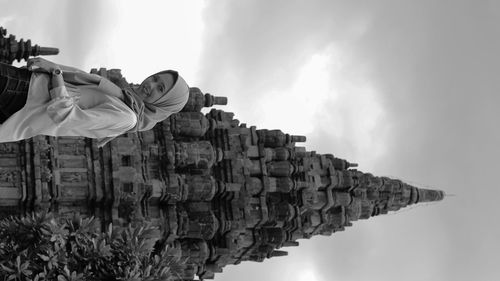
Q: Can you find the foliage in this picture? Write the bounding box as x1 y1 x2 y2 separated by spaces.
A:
0 212 180 281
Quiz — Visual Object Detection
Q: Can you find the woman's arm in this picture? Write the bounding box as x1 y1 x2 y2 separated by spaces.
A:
27 57 101 86
27 57 85 74
46 95 137 138
27 58 70 99
50 68 67 97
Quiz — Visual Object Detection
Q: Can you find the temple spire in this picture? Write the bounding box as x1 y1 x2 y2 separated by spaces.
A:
415 188 445 203
0 27 444 281
0 26 59 64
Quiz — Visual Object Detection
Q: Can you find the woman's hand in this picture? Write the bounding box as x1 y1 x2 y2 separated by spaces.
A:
27 57 59 73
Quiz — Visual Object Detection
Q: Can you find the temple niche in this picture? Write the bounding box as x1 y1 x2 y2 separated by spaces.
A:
0 27 444 281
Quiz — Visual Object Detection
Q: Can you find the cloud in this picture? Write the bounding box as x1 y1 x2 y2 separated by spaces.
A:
59 1 115 66
198 0 386 166
0 0 115 67
197 0 368 105
198 0 500 163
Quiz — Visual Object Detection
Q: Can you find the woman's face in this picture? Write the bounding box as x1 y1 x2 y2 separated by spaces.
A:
138 72 174 103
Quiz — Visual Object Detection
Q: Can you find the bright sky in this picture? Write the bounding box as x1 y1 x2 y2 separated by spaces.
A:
1 1 499 281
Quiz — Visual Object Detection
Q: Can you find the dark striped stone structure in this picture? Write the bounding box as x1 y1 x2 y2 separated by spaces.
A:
0 27 58 65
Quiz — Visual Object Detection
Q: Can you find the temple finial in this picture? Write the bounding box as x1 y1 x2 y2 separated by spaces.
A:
415 188 445 203
0 26 59 64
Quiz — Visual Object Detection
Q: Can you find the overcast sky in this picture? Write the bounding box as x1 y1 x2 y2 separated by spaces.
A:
1 1 499 281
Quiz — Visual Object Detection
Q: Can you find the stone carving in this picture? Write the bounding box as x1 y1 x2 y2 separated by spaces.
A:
0 143 16 154
0 170 18 183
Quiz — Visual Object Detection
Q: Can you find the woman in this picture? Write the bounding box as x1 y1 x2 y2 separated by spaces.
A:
0 57 189 147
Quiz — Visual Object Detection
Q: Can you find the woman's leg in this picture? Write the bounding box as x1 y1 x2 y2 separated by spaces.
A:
0 63 31 123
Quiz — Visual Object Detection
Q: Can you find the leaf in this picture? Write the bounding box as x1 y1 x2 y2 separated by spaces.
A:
58 274 68 281
20 260 30 271
0 263 15 273
143 265 152 277
40 228 51 236
160 267 170 276
64 265 71 276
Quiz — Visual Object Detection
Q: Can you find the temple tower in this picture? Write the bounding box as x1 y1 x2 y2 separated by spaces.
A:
0 28 444 281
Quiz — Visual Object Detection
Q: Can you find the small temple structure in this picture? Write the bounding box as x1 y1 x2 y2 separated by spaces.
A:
0 27 58 65
0 27 444 280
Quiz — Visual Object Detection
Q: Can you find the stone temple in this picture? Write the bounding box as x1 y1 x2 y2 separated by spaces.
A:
0 28 444 280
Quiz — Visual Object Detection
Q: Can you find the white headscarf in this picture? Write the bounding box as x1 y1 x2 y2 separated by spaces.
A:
97 70 189 147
